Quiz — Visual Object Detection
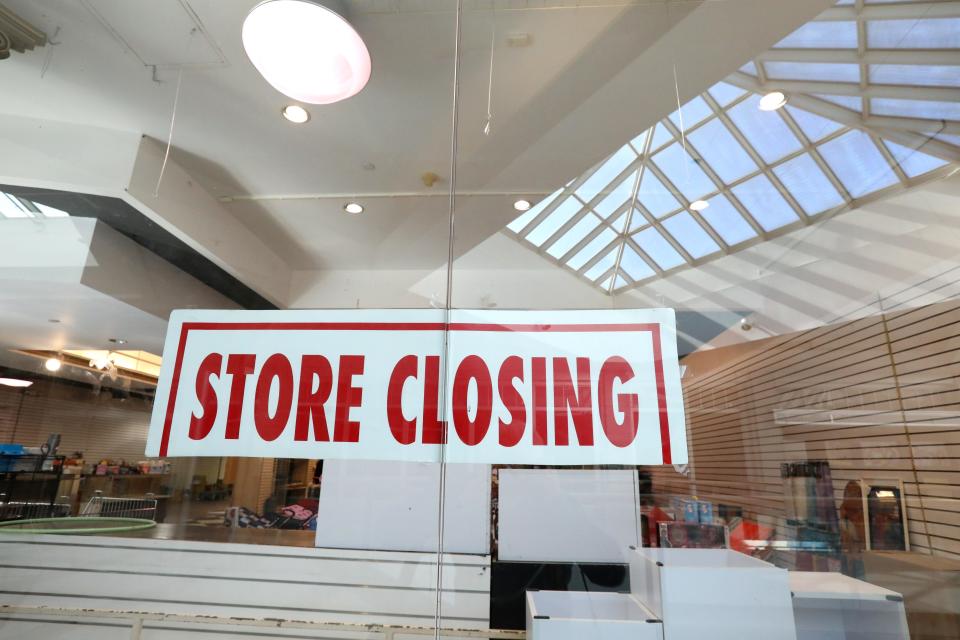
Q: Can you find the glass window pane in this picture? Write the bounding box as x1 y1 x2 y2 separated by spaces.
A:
628 209 648 232
619 245 656 280
870 64 960 88
546 214 601 259
698 194 758 245
731 174 799 231
629 129 649 153
935 133 960 147
652 142 717 201
817 130 900 198
508 187 563 232
594 170 638 219
884 141 949 178
567 227 616 271
613 273 629 290
634 227 685 270
868 18 960 49
669 96 714 130
687 118 758 184
708 81 747 107
662 211 721 258
773 153 846 215
765 62 861 83
574 145 636 203
650 122 673 151
785 106 844 142
740 60 758 76
872 98 960 122
775 22 858 49
727 95 803 163
814 94 863 112
526 196 584 246
584 246 619 281
0 193 31 218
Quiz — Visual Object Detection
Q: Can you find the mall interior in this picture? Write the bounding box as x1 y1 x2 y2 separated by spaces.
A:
0 0 959 638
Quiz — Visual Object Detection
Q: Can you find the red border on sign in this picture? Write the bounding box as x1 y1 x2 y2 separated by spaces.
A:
159 322 673 463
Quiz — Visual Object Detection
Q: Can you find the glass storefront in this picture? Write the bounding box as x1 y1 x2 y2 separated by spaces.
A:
0 0 958 638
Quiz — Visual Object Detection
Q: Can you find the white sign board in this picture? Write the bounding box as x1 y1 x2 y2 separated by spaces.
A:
146 309 687 465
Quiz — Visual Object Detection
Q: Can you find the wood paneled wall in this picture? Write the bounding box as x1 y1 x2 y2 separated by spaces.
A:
651 298 960 559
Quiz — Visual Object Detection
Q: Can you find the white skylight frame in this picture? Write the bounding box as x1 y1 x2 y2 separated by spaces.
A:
505 0 959 296
0 191 70 219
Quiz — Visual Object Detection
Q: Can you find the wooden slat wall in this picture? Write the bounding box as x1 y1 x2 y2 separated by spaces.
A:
651 298 960 559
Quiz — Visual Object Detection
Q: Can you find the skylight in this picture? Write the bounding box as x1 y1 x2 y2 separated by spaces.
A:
0 191 71 219
504 0 957 294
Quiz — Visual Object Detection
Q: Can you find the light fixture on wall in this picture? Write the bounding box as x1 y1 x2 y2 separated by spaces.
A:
243 0 372 105
44 356 62 372
759 91 787 111
0 377 32 388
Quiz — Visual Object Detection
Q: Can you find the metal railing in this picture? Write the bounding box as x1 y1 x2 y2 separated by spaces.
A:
80 490 157 521
0 605 526 640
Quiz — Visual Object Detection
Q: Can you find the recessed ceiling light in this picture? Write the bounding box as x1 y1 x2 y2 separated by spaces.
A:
759 91 787 112
44 357 62 372
243 0 372 105
281 104 310 123
343 202 364 214
0 378 33 388
690 200 709 212
513 199 532 212
109 338 128 345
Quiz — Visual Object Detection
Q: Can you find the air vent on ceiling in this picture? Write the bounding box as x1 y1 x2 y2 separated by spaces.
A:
0 3 46 60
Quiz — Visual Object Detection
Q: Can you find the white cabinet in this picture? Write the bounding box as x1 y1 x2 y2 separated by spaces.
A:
526 590 663 640
628 547 797 640
790 571 909 640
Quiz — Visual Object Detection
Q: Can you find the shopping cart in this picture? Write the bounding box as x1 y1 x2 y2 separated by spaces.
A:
0 494 72 521
81 490 158 521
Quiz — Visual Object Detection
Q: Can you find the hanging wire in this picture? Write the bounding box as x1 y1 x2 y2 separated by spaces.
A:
483 10 496 136
153 66 184 198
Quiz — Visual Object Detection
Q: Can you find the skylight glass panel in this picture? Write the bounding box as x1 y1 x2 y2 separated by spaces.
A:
818 130 900 198
575 146 636 204
613 273 629 290
526 196 584 246
814 94 863 112
727 95 803 163
687 118 758 184
634 227 685 270
662 211 721 258
546 214 601 259
775 22 858 49
652 143 716 201
598 275 613 290
764 62 861 84
669 96 714 131
508 187 562 232
867 18 960 49
935 133 960 147
568 227 616 271
594 171 637 218
872 98 960 122
620 245 656 281
0 193 30 218
34 202 70 218
629 130 649 153
584 247 619 281
628 209 647 232
772 153 845 215
785 106 844 141
698 195 757 245
731 174 799 232
708 81 747 107
650 123 673 151
884 141 949 178
870 65 960 88
740 61 758 76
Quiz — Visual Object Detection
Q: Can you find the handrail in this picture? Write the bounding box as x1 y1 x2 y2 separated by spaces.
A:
0 604 526 640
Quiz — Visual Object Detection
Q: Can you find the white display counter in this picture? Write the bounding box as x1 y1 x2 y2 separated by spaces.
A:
790 571 909 640
628 547 797 640
526 590 663 640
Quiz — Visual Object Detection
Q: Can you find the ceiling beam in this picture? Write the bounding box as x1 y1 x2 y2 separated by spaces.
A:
819 2 960 20
760 79 960 103
759 49 960 66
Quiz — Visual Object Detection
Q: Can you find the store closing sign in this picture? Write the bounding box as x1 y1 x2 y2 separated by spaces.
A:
146 309 688 465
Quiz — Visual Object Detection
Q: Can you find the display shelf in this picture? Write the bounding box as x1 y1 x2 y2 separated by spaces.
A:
526 590 663 640
790 571 909 640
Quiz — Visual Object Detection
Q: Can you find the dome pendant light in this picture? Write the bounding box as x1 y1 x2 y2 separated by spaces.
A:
242 0 371 105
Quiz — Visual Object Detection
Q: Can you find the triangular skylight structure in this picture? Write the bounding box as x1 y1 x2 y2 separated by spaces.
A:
506 0 958 294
